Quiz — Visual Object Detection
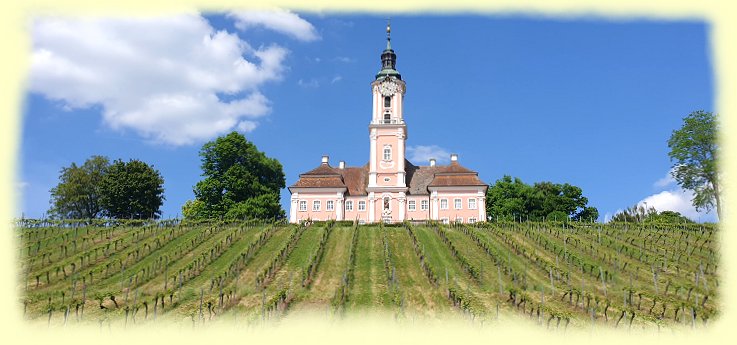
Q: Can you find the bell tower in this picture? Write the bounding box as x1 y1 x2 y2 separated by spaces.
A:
367 21 408 222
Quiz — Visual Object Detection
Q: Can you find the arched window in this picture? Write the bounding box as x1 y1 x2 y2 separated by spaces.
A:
384 96 391 107
383 145 392 161
384 197 391 210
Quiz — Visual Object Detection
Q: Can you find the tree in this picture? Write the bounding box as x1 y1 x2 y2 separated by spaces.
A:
185 131 285 220
99 159 165 219
49 155 109 219
668 110 721 220
645 210 694 224
485 175 530 221
486 175 599 222
611 204 694 224
611 204 656 223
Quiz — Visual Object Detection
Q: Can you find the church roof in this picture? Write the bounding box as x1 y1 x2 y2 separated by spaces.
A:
290 160 486 195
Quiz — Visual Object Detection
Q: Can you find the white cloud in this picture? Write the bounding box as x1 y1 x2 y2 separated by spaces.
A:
653 168 676 188
228 9 319 42
28 13 306 146
407 145 451 165
636 188 716 222
16 181 29 190
333 56 353 63
330 75 342 84
297 78 319 88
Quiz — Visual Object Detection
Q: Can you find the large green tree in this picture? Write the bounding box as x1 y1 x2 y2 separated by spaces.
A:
185 131 285 220
48 155 110 219
486 175 599 222
99 159 165 219
667 110 721 220
485 175 530 221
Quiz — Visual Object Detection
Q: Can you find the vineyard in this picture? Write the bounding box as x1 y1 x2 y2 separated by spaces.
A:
14 219 719 331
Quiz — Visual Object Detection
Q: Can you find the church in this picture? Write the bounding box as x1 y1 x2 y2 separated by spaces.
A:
288 24 487 224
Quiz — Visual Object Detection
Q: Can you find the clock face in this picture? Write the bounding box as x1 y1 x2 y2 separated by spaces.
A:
379 81 398 96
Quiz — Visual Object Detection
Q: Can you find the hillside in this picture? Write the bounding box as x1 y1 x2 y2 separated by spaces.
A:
15 219 719 330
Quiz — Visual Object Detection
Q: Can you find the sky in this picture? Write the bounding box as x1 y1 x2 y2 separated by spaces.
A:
16 10 717 222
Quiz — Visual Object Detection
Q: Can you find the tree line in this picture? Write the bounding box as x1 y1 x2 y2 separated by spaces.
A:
49 157 164 219
47 131 285 221
45 110 719 223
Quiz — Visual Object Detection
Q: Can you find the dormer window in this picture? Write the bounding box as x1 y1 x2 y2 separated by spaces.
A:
384 96 391 107
383 113 391 124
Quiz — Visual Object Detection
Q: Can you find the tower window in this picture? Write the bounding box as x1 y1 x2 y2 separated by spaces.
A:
384 197 391 210
383 145 392 161
384 113 391 124
384 96 391 107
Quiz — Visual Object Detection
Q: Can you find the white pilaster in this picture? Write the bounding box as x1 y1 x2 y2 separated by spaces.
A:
337 198 344 221
396 131 405 187
372 85 378 123
369 130 378 187
289 198 297 223
398 194 406 221
479 196 486 221
369 193 376 223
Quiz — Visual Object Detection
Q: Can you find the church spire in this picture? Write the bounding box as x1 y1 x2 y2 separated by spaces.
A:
376 20 401 80
386 19 392 50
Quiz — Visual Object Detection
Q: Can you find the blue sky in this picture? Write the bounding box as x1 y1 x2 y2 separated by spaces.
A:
18 11 716 222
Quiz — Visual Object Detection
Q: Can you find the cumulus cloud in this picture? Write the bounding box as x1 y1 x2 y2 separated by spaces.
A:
636 188 713 221
653 168 677 188
407 145 451 165
28 13 305 145
630 169 717 222
228 9 319 42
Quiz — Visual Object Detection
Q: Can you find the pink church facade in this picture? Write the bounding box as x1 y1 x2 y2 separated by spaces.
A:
288 25 487 224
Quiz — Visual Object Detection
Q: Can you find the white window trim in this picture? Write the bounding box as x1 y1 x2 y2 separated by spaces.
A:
408 200 416 211
383 145 392 161
358 201 367 211
326 200 334 211
455 217 463 223
440 199 448 210
468 217 477 223
345 200 353 212
312 200 321 211
468 198 477 210
421 200 429 211
299 200 307 212
454 198 462 210
441 217 449 224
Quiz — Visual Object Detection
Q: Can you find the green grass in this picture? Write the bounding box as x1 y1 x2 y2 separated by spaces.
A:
16 220 720 330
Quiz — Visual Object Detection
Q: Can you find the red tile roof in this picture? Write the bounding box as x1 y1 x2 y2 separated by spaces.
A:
290 160 486 195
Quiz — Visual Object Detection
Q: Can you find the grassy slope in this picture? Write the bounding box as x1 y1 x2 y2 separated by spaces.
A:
17 221 719 330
